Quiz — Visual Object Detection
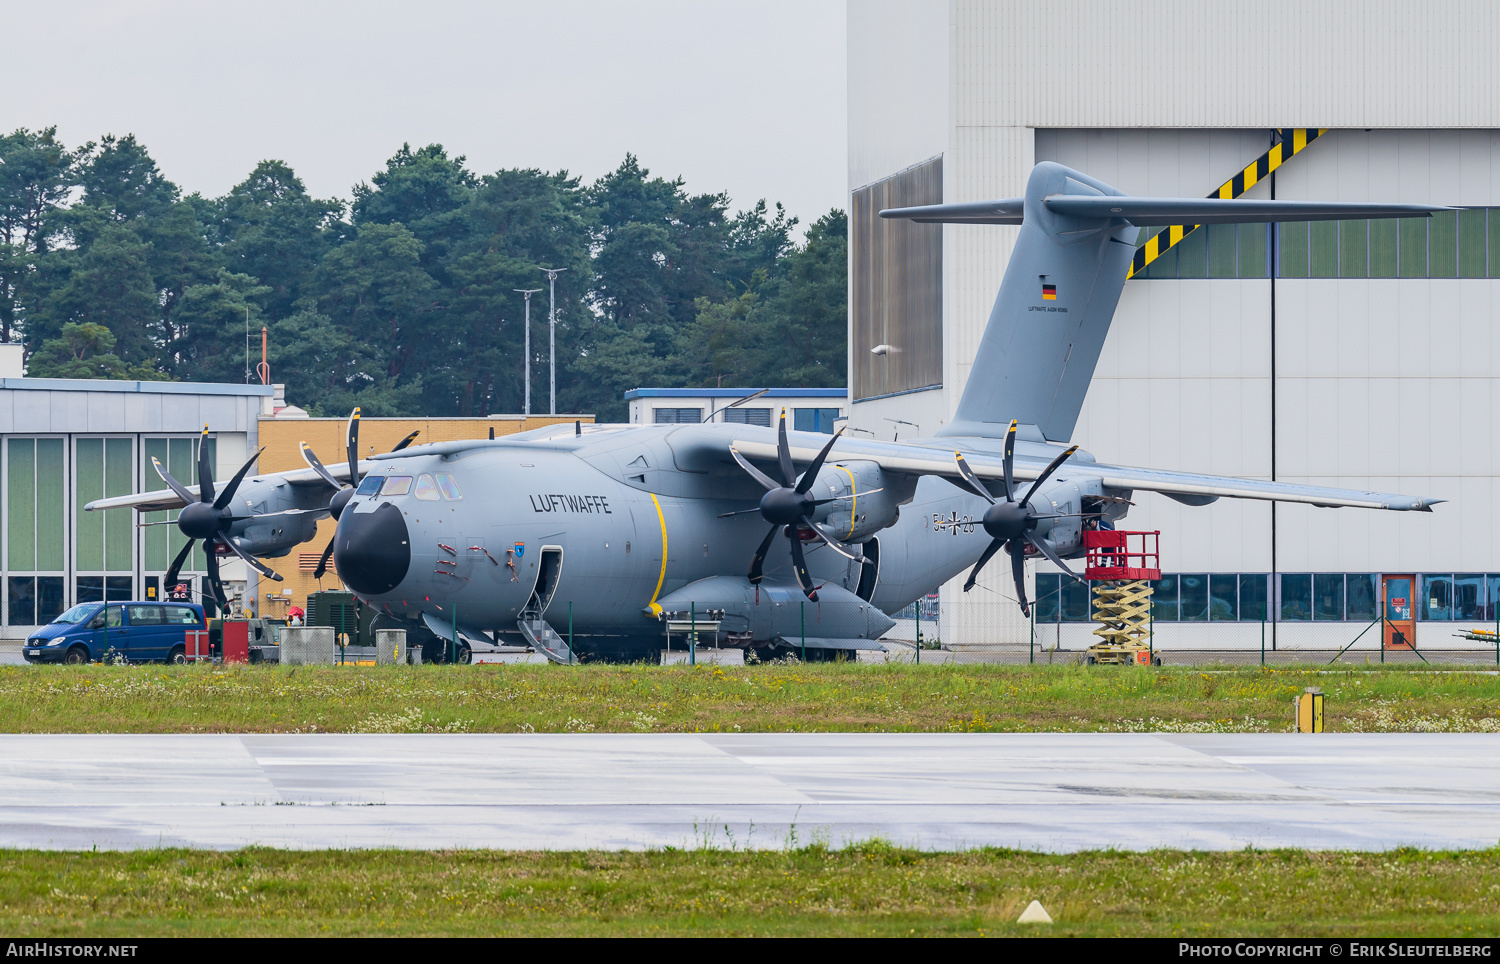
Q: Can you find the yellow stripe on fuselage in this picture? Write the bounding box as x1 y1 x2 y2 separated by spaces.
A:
647 493 668 616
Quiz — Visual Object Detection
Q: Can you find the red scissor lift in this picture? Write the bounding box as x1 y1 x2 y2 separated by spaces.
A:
1080 530 1162 666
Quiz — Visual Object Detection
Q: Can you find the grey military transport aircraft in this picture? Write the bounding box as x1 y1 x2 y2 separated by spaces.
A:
90 162 1446 663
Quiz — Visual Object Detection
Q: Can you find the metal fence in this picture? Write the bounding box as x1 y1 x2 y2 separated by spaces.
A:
878 592 1500 667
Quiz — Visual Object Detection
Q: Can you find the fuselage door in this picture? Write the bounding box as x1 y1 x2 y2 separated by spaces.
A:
522 545 564 619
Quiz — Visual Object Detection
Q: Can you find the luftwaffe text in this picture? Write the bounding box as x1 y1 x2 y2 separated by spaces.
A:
529 494 613 514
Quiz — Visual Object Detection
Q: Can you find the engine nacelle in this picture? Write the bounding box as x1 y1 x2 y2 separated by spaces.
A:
805 460 900 543
1031 476 1106 556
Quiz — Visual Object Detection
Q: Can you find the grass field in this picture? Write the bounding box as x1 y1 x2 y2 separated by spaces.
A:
2 662 1497 734
3 846 1498 937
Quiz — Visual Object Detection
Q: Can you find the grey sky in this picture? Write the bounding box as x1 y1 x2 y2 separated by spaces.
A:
2 0 847 227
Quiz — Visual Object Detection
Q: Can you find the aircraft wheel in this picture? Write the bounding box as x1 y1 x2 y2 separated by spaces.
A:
64 646 90 665
1152 655 1163 667
457 644 472 664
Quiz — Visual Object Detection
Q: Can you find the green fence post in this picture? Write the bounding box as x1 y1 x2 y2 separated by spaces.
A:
1029 605 1035 664
451 605 457 665
915 599 921 664
1260 615 1265 666
800 601 806 663
690 602 696 667
568 601 574 666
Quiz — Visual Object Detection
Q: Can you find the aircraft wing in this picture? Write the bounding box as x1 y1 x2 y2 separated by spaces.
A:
84 462 357 513
728 435 1439 512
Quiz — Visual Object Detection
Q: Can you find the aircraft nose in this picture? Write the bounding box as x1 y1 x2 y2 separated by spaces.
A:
333 502 410 595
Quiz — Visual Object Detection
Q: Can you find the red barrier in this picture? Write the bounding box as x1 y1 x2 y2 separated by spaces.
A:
184 630 210 661
222 621 250 664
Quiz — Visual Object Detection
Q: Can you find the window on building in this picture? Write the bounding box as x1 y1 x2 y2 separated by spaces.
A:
1347 575 1379 622
1034 573 1061 622
1422 575 1454 621
142 436 214 581
723 407 772 426
1179 574 1209 621
1240 574 1268 622
1150 575 1178 621
1148 209 1500 281
1209 574 1238 620
1455 574 1485 621
1060 578 1091 622
794 408 842 434
1280 574 1313 621
1314 573 1346 620
653 408 702 424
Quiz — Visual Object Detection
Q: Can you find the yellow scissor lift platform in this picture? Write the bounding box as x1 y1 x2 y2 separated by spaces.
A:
1080 530 1162 667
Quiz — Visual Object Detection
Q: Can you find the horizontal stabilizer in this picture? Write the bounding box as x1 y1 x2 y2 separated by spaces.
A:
879 198 1024 224
1045 195 1449 225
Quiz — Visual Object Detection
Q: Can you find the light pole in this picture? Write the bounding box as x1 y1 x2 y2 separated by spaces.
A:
540 267 567 415
514 288 542 416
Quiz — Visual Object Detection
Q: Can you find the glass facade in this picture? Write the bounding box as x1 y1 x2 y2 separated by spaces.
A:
1035 572 1406 624
0 432 215 628
1137 209 1500 280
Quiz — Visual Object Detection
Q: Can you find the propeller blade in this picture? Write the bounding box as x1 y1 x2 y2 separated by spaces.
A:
197 426 215 504
163 538 194 591
345 407 362 487
1009 540 1030 617
212 447 265 510
216 536 284 582
1020 444 1080 509
1002 419 1018 502
392 430 420 452
1024 531 1083 581
748 525 779 585
787 528 817 600
204 549 227 609
808 525 869 564
953 452 997 505
715 506 763 518
151 456 197 506
776 410 795 487
729 446 780 492
794 428 845 495
313 537 336 580
300 441 342 489
963 537 1006 592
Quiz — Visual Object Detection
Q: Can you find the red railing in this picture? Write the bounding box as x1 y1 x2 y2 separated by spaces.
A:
1082 530 1161 581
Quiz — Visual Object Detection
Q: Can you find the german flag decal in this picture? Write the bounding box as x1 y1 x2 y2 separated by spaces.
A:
1041 283 1057 301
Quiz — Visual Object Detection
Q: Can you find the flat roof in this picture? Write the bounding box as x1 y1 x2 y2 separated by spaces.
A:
0 377 274 397
624 388 847 400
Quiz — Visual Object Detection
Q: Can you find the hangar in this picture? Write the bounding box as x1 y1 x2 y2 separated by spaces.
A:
847 1 1500 648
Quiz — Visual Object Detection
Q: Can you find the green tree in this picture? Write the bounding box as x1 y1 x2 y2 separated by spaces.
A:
26 322 165 380
215 160 345 319
165 272 272 382
0 127 76 342
30 225 161 367
299 222 436 411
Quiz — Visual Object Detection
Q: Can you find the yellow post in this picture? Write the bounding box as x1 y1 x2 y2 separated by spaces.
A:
1295 688 1325 733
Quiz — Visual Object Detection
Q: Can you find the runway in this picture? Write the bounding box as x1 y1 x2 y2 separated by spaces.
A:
2 733 1497 852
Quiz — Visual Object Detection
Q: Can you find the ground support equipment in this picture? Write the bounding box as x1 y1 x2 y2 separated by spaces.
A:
1080 530 1162 666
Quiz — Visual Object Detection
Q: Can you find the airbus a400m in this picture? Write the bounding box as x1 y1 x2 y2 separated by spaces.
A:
90 161 1446 663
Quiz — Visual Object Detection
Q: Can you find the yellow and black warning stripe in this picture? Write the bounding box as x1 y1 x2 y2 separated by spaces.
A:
1128 128 1328 279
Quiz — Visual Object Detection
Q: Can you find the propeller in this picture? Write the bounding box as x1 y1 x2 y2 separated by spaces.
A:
727 410 865 601
950 419 1084 616
301 407 376 580
156 426 282 609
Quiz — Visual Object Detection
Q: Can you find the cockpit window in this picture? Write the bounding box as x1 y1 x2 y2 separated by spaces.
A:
355 475 383 496
436 472 462 500
414 474 440 501
380 475 413 497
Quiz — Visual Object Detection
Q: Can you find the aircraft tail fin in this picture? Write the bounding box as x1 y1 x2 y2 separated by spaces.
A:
881 161 1448 443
